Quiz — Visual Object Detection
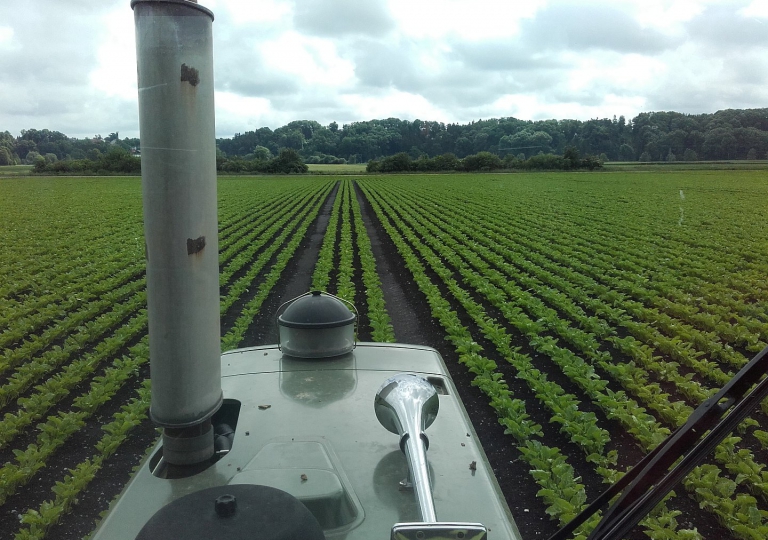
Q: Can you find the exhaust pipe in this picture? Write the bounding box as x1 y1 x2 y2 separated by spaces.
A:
132 0 222 465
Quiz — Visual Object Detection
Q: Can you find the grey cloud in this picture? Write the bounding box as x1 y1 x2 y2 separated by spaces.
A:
450 40 566 71
293 0 395 37
214 23 301 97
518 4 678 54
217 67 300 97
0 9 101 86
646 49 768 115
346 37 573 112
686 5 768 48
547 87 606 107
0 2 117 135
350 39 422 91
1 86 137 139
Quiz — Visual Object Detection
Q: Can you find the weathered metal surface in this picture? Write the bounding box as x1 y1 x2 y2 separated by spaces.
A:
91 344 522 540
133 0 222 436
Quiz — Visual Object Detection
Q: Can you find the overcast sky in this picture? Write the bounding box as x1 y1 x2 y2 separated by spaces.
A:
1 0 767 139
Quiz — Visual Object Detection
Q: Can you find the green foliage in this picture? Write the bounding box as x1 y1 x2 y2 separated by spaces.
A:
267 148 309 173
358 171 767 539
682 148 698 161
0 146 14 165
218 148 308 174
367 149 603 173
461 151 502 171
1 172 767 540
32 146 141 175
383 152 413 172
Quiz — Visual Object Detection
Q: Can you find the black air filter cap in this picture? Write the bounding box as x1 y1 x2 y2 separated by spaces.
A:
278 291 355 329
135 484 325 540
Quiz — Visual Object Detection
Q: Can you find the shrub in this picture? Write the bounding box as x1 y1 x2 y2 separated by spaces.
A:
461 151 502 171
378 152 412 172
266 148 308 173
366 159 381 173
522 154 567 170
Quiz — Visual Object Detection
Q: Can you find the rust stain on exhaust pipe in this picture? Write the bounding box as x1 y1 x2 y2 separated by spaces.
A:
180 63 200 86
187 236 206 255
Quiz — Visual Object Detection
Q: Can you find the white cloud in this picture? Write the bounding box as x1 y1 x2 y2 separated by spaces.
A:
342 90 448 122
0 26 15 49
260 33 355 87
0 0 766 138
216 91 273 133
89 8 137 100
739 0 768 18
389 0 544 40
630 0 707 31
212 0 292 24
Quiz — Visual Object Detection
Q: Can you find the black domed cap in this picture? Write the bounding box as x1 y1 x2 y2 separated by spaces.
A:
136 484 325 540
278 291 355 329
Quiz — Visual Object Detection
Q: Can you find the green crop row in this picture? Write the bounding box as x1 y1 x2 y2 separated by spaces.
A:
221 182 335 351
357 182 601 535
311 180 343 291
0 340 148 506
368 178 768 534
348 182 395 342
336 180 356 304
14 380 152 540
358 174 768 538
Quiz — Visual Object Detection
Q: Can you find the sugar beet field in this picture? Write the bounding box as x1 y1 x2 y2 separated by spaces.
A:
1 171 767 540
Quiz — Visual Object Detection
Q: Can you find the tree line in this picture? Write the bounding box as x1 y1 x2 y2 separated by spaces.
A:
215 108 768 164
367 148 601 173
3 107 767 172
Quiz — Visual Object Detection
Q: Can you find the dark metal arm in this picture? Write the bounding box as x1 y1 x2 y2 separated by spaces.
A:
549 344 768 540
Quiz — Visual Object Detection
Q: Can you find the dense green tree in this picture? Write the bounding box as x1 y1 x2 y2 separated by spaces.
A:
0 147 13 165
14 139 36 160
703 128 737 159
266 148 308 173
252 146 272 160
379 152 412 172
25 151 43 164
461 151 502 171
618 143 634 161
563 146 580 169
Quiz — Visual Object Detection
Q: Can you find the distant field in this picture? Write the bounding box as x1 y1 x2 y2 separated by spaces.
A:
0 165 33 175
604 160 768 171
307 162 367 173
5 160 767 176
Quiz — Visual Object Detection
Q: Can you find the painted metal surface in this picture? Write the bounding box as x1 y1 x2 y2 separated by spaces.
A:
92 344 522 540
134 0 222 431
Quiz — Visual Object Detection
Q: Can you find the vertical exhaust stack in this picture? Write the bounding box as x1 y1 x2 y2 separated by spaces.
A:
132 0 222 465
